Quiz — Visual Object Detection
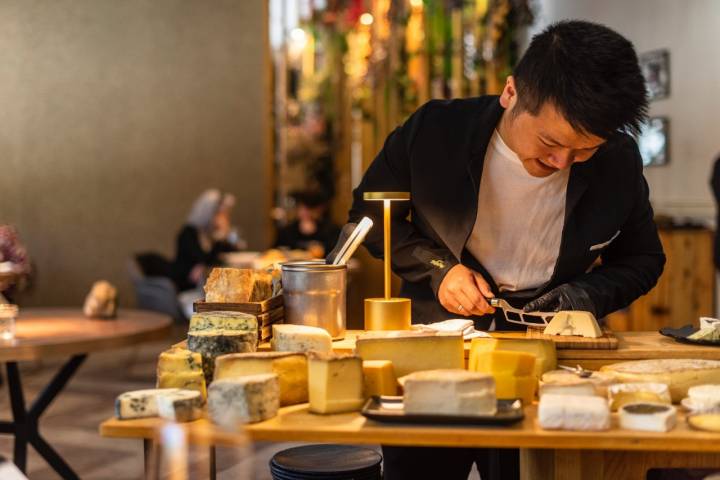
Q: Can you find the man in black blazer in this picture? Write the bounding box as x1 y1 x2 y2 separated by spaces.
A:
348 20 665 480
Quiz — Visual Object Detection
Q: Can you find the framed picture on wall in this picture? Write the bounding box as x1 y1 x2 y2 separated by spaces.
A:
639 49 670 101
637 116 669 167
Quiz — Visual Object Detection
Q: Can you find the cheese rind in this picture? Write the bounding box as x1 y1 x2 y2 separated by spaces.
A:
204 268 274 303
208 374 279 427
403 369 496 416
607 382 671 411
355 331 464 378
363 360 398 398
115 388 179 420
271 324 332 353
308 352 364 414
686 384 720 411
601 359 720 402
543 311 602 338
188 330 258 380
538 394 610 431
214 352 308 406
469 338 556 378
619 403 677 432
156 390 203 422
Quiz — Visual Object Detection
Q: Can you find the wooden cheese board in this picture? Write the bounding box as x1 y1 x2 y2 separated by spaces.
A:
526 326 619 350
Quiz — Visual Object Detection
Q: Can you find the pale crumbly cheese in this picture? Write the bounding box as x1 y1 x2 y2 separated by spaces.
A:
619 403 677 432
543 311 602 338
403 369 496 416
540 369 616 397
308 352 364 414
271 324 332 353
115 388 179 420
156 390 203 422
208 374 279 427
538 394 610 431
469 338 556 378
355 331 464 378
362 360 398 398
214 351 308 406
607 382 671 411
189 311 258 333
601 359 720 402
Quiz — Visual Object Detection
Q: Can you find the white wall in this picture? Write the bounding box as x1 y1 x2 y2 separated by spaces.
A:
526 0 720 222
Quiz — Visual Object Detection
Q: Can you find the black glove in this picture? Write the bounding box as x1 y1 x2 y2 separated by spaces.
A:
325 223 357 264
523 283 597 317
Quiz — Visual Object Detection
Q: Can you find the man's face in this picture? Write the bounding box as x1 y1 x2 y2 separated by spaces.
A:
499 77 606 178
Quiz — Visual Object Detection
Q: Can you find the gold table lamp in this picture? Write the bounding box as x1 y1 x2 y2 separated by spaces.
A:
363 192 412 330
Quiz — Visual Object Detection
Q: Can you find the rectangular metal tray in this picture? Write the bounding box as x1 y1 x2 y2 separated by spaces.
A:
361 396 524 426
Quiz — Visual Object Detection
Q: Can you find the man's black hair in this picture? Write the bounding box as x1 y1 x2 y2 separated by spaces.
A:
513 20 648 139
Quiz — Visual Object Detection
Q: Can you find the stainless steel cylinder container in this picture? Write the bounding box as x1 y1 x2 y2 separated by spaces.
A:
281 261 346 339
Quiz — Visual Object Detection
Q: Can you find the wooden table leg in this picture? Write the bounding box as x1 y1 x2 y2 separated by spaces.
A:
143 439 159 480
522 448 720 480
209 446 216 480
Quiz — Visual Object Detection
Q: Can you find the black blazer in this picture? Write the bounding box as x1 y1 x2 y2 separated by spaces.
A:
349 96 665 329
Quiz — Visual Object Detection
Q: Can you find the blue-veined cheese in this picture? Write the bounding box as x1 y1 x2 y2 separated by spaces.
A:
271 324 332 353
115 388 179 419
208 374 279 427
156 389 203 422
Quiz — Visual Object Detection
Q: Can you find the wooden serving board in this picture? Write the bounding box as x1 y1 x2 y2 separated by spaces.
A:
193 294 284 314
525 326 619 349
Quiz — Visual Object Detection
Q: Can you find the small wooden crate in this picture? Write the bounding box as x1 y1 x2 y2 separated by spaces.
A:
192 295 284 342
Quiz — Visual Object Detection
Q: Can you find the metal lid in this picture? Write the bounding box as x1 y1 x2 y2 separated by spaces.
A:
280 260 347 272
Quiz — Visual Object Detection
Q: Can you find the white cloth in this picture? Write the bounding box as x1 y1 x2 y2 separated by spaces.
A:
466 130 570 292
411 319 492 339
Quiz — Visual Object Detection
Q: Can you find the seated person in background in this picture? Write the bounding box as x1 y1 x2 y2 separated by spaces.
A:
171 189 241 292
0 225 32 303
275 191 341 258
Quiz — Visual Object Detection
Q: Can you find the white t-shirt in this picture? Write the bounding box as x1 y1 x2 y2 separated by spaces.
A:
465 130 570 292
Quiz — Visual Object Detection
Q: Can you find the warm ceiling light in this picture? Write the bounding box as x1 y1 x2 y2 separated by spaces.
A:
360 13 374 26
409 0 423 7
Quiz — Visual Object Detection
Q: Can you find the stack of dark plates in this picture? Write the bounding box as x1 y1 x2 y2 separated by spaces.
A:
270 444 382 480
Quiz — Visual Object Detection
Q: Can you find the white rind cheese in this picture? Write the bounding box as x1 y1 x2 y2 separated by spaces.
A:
601 359 720 402
607 382 671 411
619 403 677 432
543 311 602 338
270 324 332 353
214 351 308 406
540 369 616 397
208 374 279 427
403 369 496 416
115 388 179 420
156 390 203 422
686 384 720 411
538 394 610 431
355 331 464 378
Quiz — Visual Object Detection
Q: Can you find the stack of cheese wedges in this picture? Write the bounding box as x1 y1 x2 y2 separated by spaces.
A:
471 349 536 404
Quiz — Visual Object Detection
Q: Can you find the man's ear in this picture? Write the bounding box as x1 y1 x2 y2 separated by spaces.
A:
499 76 516 109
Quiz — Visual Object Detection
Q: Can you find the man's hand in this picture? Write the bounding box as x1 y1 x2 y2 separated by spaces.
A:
438 264 495 317
523 283 597 316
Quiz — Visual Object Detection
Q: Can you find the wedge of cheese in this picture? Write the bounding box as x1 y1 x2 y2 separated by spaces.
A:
469 338 556 378
214 351 308 406
156 390 203 422
601 359 720 402
403 369 496 416
203 267 274 303
355 331 464 378
115 388 179 420
308 352 364 414
543 311 602 338
157 347 207 399
271 324 332 353
538 394 610 431
363 360 398 398
494 374 536 404
208 374 279 427
188 330 258 381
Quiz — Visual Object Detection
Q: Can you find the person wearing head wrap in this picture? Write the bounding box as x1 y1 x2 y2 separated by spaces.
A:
171 189 240 291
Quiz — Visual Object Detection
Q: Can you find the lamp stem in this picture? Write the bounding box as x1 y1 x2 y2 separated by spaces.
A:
383 199 391 300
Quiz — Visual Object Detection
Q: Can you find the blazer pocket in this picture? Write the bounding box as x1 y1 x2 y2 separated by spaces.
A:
589 230 621 251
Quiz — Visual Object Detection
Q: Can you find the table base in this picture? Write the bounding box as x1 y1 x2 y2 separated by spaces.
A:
0 355 86 480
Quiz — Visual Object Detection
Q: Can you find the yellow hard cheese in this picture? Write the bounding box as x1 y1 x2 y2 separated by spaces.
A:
363 360 398 397
156 347 207 399
308 352 365 414
214 351 308 406
469 338 556 378
473 350 536 376
355 331 464 378
493 375 536 404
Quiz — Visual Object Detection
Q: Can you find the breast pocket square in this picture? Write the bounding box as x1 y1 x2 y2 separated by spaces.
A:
590 230 621 251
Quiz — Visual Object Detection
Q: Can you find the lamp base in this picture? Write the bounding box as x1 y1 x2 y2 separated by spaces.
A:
364 297 412 331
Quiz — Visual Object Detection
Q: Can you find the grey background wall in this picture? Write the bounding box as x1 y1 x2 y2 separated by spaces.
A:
0 0 270 307
526 0 720 222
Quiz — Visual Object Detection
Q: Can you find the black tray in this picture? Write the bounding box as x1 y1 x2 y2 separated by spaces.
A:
361 396 524 425
659 324 720 347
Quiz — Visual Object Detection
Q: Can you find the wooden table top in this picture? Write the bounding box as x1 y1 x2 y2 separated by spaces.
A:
100 404 720 453
0 308 172 362
259 330 720 368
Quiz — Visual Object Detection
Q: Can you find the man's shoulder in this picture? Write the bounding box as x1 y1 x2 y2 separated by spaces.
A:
593 132 641 172
419 96 499 120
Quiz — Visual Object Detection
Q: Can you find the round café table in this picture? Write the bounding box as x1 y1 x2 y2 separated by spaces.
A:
0 308 171 480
